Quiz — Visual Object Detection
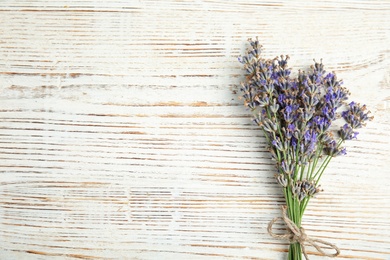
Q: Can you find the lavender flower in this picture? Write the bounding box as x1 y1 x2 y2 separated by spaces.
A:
339 124 358 140
238 38 373 260
342 102 373 129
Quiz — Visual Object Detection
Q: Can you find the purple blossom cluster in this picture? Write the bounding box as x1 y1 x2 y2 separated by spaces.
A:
238 38 373 198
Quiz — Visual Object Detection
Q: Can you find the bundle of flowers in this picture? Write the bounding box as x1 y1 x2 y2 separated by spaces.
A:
238 38 373 260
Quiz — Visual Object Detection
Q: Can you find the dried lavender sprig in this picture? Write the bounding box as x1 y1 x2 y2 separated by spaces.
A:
239 37 373 260
241 40 370 164
238 37 373 217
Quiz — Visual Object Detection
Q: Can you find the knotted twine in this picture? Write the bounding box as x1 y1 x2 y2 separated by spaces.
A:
267 206 340 260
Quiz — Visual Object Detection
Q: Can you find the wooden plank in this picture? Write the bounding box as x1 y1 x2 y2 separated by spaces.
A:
1 0 389 259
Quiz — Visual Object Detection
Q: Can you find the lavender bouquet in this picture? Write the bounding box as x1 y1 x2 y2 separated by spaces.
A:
238 38 372 260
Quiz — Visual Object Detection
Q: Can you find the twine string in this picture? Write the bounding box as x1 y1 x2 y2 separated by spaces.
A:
267 206 340 260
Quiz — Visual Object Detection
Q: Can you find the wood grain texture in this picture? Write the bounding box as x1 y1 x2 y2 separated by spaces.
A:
0 1 389 259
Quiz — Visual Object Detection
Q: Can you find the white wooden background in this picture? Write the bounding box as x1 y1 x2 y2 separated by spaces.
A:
1 1 389 259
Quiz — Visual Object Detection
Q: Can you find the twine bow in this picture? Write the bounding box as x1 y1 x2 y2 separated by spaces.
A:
267 206 340 260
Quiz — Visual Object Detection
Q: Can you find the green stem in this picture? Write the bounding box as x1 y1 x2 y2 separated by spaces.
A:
306 161 312 180
300 196 310 216
309 144 323 180
312 155 332 184
285 186 303 260
299 164 306 181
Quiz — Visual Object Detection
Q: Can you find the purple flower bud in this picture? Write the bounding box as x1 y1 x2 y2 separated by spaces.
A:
278 94 285 104
339 124 358 140
325 72 334 81
272 137 284 151
291 137 297 147
286 105 292 114
304 130 311 143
